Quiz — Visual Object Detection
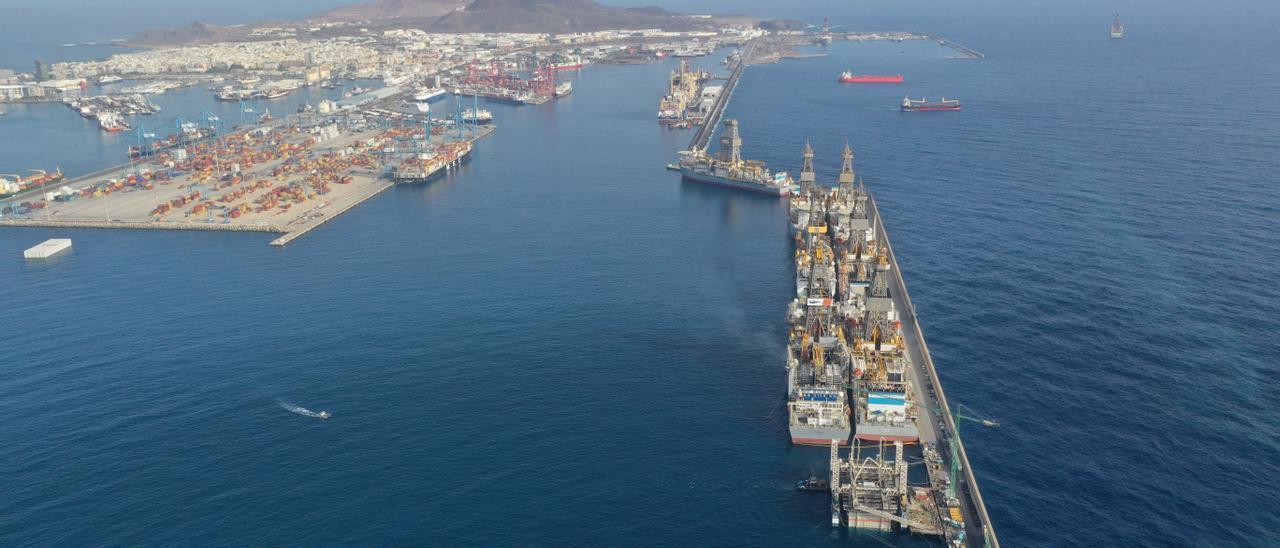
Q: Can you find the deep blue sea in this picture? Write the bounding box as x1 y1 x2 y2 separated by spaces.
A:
3 2 1280 546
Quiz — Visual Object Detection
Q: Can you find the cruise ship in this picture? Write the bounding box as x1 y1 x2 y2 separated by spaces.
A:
413 87 449 104
677 120 790 196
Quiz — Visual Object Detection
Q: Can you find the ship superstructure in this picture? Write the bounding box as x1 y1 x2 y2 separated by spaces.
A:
786 202 853 445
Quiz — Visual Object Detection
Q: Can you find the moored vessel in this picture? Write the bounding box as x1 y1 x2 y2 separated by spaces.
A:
462 108 493 124
392 140 473 183
413 87 449 103
97 111 129 132
548 54 587 71
676 120 790 196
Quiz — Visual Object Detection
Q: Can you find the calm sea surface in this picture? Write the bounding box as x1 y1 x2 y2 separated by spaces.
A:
2 3 1279 546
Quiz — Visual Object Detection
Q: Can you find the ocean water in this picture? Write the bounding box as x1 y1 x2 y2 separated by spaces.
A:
3 3 1280 546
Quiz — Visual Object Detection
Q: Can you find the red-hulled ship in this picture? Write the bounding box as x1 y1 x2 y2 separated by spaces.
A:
838 71 903 84
901 96 961 111
548 55 587 71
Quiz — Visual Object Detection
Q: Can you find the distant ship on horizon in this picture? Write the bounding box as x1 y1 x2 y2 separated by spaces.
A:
1110 14 1125 39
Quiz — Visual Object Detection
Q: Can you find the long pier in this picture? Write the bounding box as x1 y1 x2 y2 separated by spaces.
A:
869 196 1000 548
925 35 986 60
687 40 757 152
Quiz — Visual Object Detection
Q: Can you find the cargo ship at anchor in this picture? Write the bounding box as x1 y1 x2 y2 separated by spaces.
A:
838 71 903 84
676 119 790 196
901 96 961 111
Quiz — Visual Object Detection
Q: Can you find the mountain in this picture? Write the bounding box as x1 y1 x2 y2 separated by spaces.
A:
129 22 229 47
314 0 467 22
429 0 715 33
128 0 749 47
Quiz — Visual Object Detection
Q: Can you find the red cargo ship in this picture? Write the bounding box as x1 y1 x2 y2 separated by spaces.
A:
838 70 903 84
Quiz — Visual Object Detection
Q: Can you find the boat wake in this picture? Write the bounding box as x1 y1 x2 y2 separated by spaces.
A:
279 401 330 419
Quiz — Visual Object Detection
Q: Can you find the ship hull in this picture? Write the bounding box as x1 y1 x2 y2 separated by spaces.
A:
550 63 586 71
854 423 920 443
681 169 788 197
902 106 961 112
839 76 903 84
484 96 527 106
790 426 852 446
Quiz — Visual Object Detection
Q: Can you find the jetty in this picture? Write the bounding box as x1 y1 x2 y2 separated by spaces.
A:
926 35 986 59
687 41 756 152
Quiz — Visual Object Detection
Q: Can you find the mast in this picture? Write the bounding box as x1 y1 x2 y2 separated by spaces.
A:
799 139 816 191
838 141 855 194
719 119 742 165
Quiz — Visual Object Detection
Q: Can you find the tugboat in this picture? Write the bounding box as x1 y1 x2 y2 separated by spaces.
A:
796 472 830 491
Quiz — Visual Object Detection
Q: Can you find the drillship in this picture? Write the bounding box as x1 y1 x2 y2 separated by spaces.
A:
850 252 920 443
786 219 853 445
1110 15 1125 39
676 119 790 196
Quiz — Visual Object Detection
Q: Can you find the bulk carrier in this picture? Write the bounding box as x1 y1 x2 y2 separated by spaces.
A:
901 96 961 112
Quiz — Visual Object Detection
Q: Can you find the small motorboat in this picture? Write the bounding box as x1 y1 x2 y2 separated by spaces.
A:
796 474 829 491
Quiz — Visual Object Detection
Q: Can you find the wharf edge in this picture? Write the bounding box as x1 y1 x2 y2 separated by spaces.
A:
870 196 999 547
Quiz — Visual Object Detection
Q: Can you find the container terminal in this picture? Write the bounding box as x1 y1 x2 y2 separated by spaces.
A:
0 90 494 246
